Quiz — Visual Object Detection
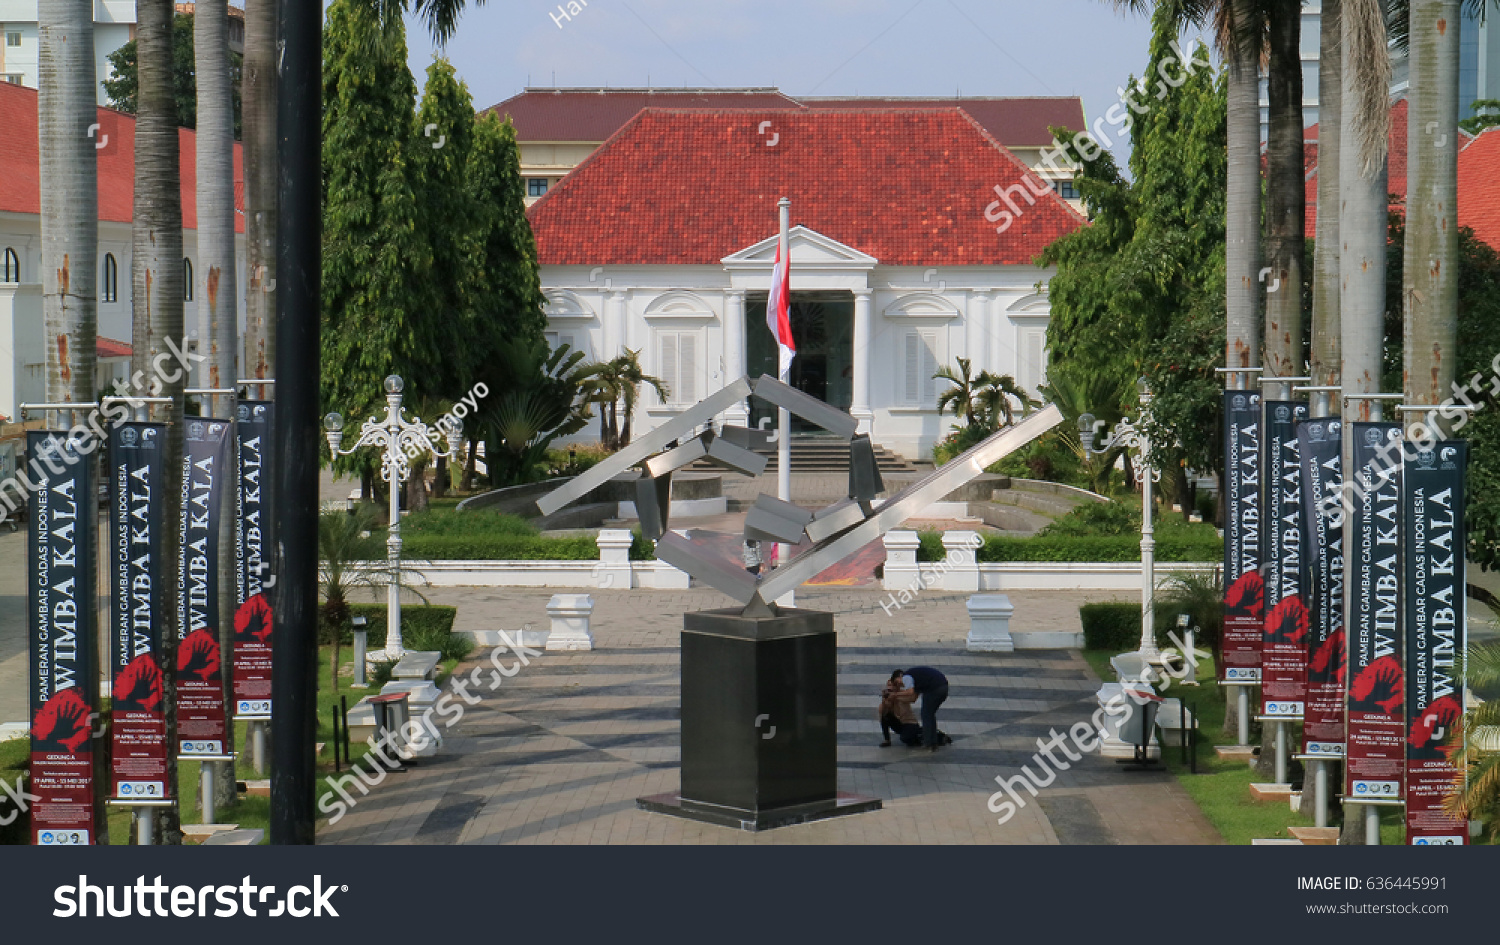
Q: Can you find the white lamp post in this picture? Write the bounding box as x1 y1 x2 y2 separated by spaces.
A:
324 375 458 659
1078 377 1162 664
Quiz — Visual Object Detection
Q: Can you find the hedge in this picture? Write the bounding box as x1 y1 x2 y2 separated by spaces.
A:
402 532 657 561
1080 602 1145 651
344 604 458 650
977 534 1222 563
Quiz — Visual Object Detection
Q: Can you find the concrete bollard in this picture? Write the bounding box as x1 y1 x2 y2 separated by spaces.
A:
965 594 1015 652
941 531 982 592
882 531 921 590
546 593 595 651
595 529 634 590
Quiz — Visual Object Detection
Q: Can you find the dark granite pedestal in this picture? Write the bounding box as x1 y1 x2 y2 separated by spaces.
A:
636 607 882 831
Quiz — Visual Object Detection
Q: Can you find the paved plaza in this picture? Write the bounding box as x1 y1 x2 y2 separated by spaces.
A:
321 585 1222 845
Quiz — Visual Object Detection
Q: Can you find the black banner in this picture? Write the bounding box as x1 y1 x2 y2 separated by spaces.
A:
177 419 231 758
107 423 169 803
233 401 273 719
26 431 97 845
1403 441 1468 844
1261 400 1309 718
1346 422 1405 802
1221 390 1264 683
1298 418 1345 757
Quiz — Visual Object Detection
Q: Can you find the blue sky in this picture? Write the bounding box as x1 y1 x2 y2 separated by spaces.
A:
401 0 1211 160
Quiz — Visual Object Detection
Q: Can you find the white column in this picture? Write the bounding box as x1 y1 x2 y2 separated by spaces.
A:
851 287 874 433
600 290 619 358
882 530 921 590
966 594 1015 652
610 290 630 356
723 289 749 426
968 291 990 371
941 530 982 592
546 594 596 651
989 295 1006 377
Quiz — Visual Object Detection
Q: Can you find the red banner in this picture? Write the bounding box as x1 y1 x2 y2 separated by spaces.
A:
1345 423 1405 803
109 423 169 802
27 431 98 845
233 402 274 718
1403 442 1468 844
1221 391 1263 684
177 420 231 758
1260 401 1308 719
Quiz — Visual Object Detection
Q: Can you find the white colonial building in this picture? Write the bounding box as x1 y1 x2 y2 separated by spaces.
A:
0 79 246 423
528 105 1084 460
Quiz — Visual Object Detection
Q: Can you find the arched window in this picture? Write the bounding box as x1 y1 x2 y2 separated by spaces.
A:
101 253 118 302
2 247 18 283
184 257 193 300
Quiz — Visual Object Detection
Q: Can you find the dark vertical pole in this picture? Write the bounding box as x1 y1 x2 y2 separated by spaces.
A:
270 0 320 845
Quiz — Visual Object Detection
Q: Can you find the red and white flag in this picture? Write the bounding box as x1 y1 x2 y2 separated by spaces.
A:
766 242 795 380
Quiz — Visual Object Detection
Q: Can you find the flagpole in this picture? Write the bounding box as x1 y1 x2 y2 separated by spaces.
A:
776 197 792 606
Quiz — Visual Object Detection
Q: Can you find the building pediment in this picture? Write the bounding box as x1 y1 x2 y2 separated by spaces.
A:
883 292 961 320
543 288 597 320
721 226 878 272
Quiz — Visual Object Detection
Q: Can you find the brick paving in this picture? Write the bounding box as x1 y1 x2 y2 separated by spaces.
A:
319 585 1222 845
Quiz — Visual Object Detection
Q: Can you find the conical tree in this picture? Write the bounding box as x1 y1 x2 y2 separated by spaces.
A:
321 0 439 486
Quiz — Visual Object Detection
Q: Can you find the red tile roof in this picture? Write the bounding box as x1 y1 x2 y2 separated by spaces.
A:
0 80 243 232
527 108 1086 267
1305 99 1411 238
800 97 1087 148
484 88 1086 149
484 88 801 142
1455 126 1500 249
97 337 132 359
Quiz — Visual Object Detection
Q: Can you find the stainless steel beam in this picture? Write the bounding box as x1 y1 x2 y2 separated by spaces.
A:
751 375 858 440
644 436 708 479
655 530 759 604
756 405 1063 602
536 377 752 516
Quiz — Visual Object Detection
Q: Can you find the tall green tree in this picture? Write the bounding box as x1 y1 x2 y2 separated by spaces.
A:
321 0 438 483
103 13 243 137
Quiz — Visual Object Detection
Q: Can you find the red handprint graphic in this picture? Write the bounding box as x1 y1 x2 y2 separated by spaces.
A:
33 688 91 753
1310 629 1346 687
1408 696 1463 758
234 594 273 645
1350 655 1404 715
1264 596 1309 645
1225 571 1265 619
112 654 163 714
177 629 221 682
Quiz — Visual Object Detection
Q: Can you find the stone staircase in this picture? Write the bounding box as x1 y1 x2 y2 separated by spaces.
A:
695 438 918 475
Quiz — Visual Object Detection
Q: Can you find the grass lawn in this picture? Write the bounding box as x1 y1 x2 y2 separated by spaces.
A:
1081 647 1406 845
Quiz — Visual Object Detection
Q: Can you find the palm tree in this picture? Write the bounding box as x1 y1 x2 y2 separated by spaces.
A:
38 0 99 408
973 371 1038 429
39 0 103 846
1446 640 1500 836
319 505 387 692
1403 0 1461 419
1264 0 1306 390
132 0 188 844
1340 0 1392 422
194 0 241 815
583 349 669 450
242 0 276 381
1310 0 1342 392
934 357 988 429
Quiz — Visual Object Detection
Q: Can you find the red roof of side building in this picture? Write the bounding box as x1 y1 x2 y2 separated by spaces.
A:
483 88 802 142
0 80 243 232
800 97 1087 148
1305 99 1412 238
97 337 132 359
1455 126 1500 249
484 88 1088 150
527 108 1086 267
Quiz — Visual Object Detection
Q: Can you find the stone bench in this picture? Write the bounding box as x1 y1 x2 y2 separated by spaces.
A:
392 650 442 682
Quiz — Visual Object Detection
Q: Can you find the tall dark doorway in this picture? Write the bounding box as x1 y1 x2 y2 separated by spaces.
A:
745 291 854 434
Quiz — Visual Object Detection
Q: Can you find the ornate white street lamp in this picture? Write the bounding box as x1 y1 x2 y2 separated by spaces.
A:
324 375 458 659
1078 376 1162 663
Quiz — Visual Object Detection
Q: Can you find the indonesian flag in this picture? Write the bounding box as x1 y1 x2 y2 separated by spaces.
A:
767 242 795 380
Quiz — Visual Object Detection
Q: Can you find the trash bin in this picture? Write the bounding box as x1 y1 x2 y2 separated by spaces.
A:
367 692 410 767
1115 686 1162 767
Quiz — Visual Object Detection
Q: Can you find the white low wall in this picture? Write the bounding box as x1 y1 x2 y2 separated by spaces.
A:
382 559 691 589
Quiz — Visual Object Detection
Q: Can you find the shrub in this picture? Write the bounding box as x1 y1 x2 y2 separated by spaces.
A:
345 605 458 649
400 508 539 538
976 533 1221 562
916 530 945 562
932 425 991 466
0 738 26 845
630 530 655 560
1038 500 1138 537
1081 602 1143 651
402 534 599 560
